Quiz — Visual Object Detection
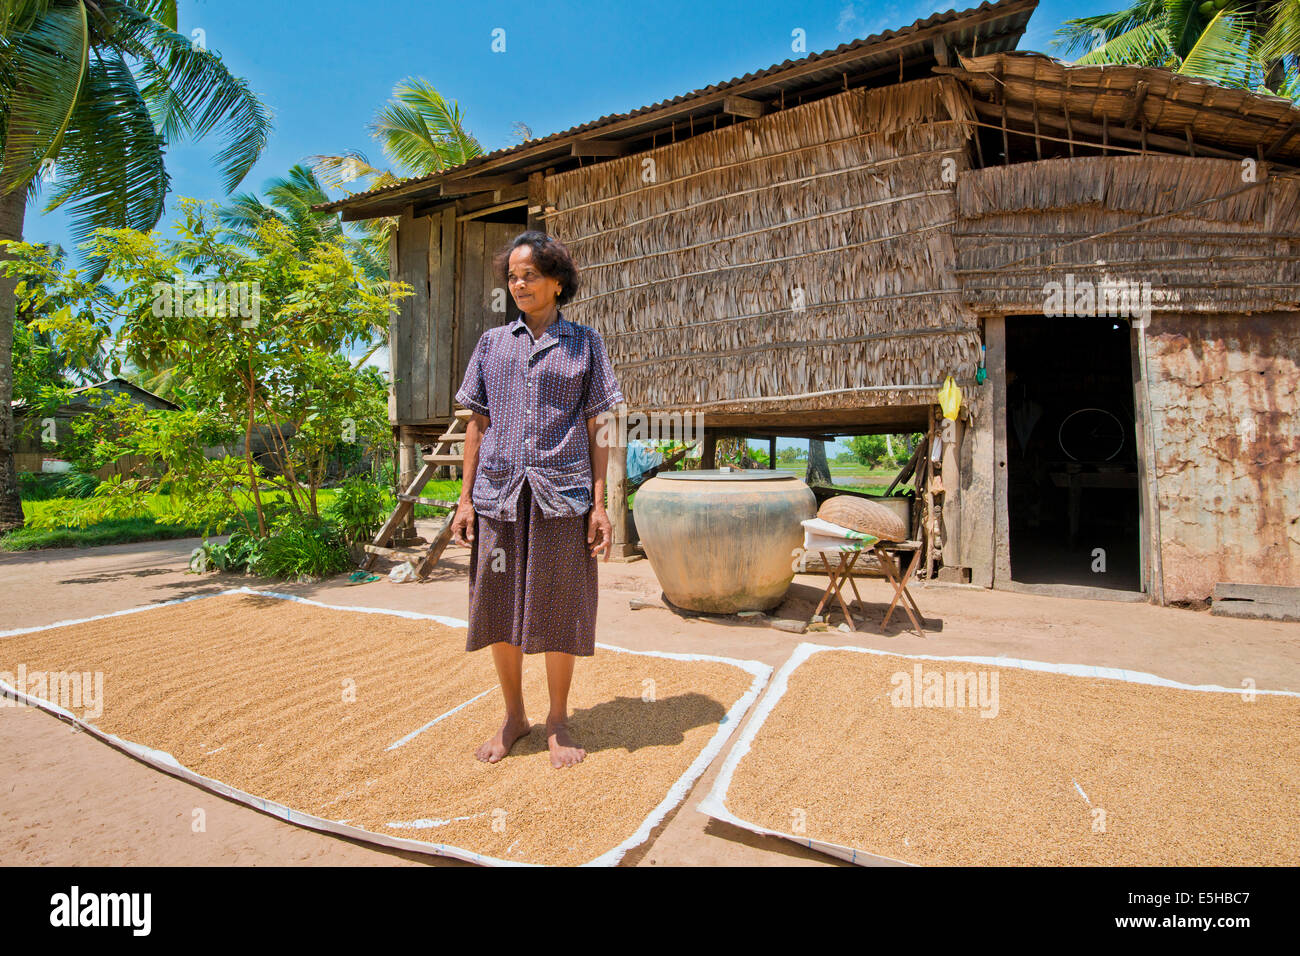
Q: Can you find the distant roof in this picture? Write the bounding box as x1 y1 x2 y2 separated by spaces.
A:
313 0 1037 219
11 377 180 413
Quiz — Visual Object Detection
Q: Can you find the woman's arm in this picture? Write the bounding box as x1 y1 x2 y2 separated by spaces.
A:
451 411 489 546
586 410 614 559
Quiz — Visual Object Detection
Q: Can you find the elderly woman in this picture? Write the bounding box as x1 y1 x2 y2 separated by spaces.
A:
450 231 624 769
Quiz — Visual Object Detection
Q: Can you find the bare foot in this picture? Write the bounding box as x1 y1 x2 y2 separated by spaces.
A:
475 714 531 763
546 720 586 768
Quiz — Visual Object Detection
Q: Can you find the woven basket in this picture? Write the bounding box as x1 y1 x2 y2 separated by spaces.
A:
817 495 908 542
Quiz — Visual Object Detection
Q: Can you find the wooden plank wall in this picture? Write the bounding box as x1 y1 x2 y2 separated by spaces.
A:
434 208 456 421
454 220 521 393
392 206 462 425
456 218 485 391
392 208 428 423
387 228 400 424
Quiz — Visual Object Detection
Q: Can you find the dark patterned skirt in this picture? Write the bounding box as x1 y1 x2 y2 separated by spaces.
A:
466 478 598 656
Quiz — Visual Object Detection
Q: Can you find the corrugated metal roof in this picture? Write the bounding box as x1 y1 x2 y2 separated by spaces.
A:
313 0 1036 216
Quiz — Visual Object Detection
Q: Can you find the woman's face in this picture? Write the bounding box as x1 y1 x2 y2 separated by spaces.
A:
507 245 563 312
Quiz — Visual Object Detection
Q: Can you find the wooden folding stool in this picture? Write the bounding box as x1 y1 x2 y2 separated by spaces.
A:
874 539 926 638
809 548 867 630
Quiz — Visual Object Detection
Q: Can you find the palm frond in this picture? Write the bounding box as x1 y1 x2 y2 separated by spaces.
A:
101 0 272 192
41 48 169 278
132 0 177 31
1179 7 1258 87
1053 0 1165 57
0 0 89 196
370 77 482 175
1259 0 1300 62
1164 0 1211 59
307 150 388 190
1073 21 1173 66
0 0 55 39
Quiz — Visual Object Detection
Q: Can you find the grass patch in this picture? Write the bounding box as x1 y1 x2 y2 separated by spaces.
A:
3 486 342 552
3 478 467 554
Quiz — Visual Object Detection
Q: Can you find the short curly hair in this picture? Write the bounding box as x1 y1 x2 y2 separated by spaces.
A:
492 230 581 307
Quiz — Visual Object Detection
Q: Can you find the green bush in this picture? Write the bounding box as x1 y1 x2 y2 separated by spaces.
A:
256 513 351 580
54 470 102 498
19 472 60 501
19 470 101 501
197 529 266 575
191 512 351 580
324 476 393 545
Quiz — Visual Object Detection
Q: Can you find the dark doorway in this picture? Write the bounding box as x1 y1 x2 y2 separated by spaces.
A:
1005 316 1141 591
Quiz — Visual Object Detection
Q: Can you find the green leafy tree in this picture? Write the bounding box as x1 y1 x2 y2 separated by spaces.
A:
1 0 272 531
10 241 110 457
3 198 410 537
847 434 889 467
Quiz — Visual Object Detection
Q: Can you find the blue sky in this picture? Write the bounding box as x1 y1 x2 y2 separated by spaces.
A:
25 0 1112 455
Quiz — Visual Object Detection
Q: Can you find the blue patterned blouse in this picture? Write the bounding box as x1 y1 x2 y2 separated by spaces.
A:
455 309 624 521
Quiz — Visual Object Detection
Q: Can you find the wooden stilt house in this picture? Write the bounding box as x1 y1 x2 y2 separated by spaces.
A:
315 0 1300 606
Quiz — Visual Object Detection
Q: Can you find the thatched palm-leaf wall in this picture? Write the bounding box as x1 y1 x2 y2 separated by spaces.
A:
544 76 983 419
954 156 1300 314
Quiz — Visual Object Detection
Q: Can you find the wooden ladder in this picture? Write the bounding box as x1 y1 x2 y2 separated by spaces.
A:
361 408 471 578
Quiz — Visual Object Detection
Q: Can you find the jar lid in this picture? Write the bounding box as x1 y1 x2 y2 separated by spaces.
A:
656 469 799 481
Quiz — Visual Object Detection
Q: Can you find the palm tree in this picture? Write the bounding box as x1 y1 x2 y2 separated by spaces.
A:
211 164 391 374
0 0 272 532
309 77 485 266
218 163 387 278
1055 0 1300 100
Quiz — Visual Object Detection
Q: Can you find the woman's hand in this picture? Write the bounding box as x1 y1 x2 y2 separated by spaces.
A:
451 499 476 548
587 504 612 560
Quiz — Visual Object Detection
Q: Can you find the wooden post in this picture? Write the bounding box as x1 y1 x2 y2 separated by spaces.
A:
702 430 717 469
960 388 994 588
396 425 421 543
987 316 1011 587
606 411 635 559
941 412 964 571
1131 322 1164 604
769 436 777 469
526 172 546 232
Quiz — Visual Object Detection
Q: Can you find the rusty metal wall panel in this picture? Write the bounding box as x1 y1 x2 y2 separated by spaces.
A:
1143 313 1300 602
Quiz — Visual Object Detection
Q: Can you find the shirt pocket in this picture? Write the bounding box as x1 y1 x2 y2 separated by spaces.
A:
472 462 511 506
550 459 593 509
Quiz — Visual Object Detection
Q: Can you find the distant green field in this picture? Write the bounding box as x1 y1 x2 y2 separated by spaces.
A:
4 465 911 553
766 461 911 495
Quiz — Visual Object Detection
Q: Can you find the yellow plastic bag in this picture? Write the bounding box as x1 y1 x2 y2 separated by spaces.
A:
937 375 962 421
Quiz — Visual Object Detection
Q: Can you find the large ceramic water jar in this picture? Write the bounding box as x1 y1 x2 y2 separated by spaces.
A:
634 470 817 613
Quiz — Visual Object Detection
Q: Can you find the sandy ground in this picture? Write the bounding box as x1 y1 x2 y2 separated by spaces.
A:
2 525 1297 866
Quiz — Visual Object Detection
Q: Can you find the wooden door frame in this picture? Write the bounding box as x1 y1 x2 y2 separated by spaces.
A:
989 313 1150 597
